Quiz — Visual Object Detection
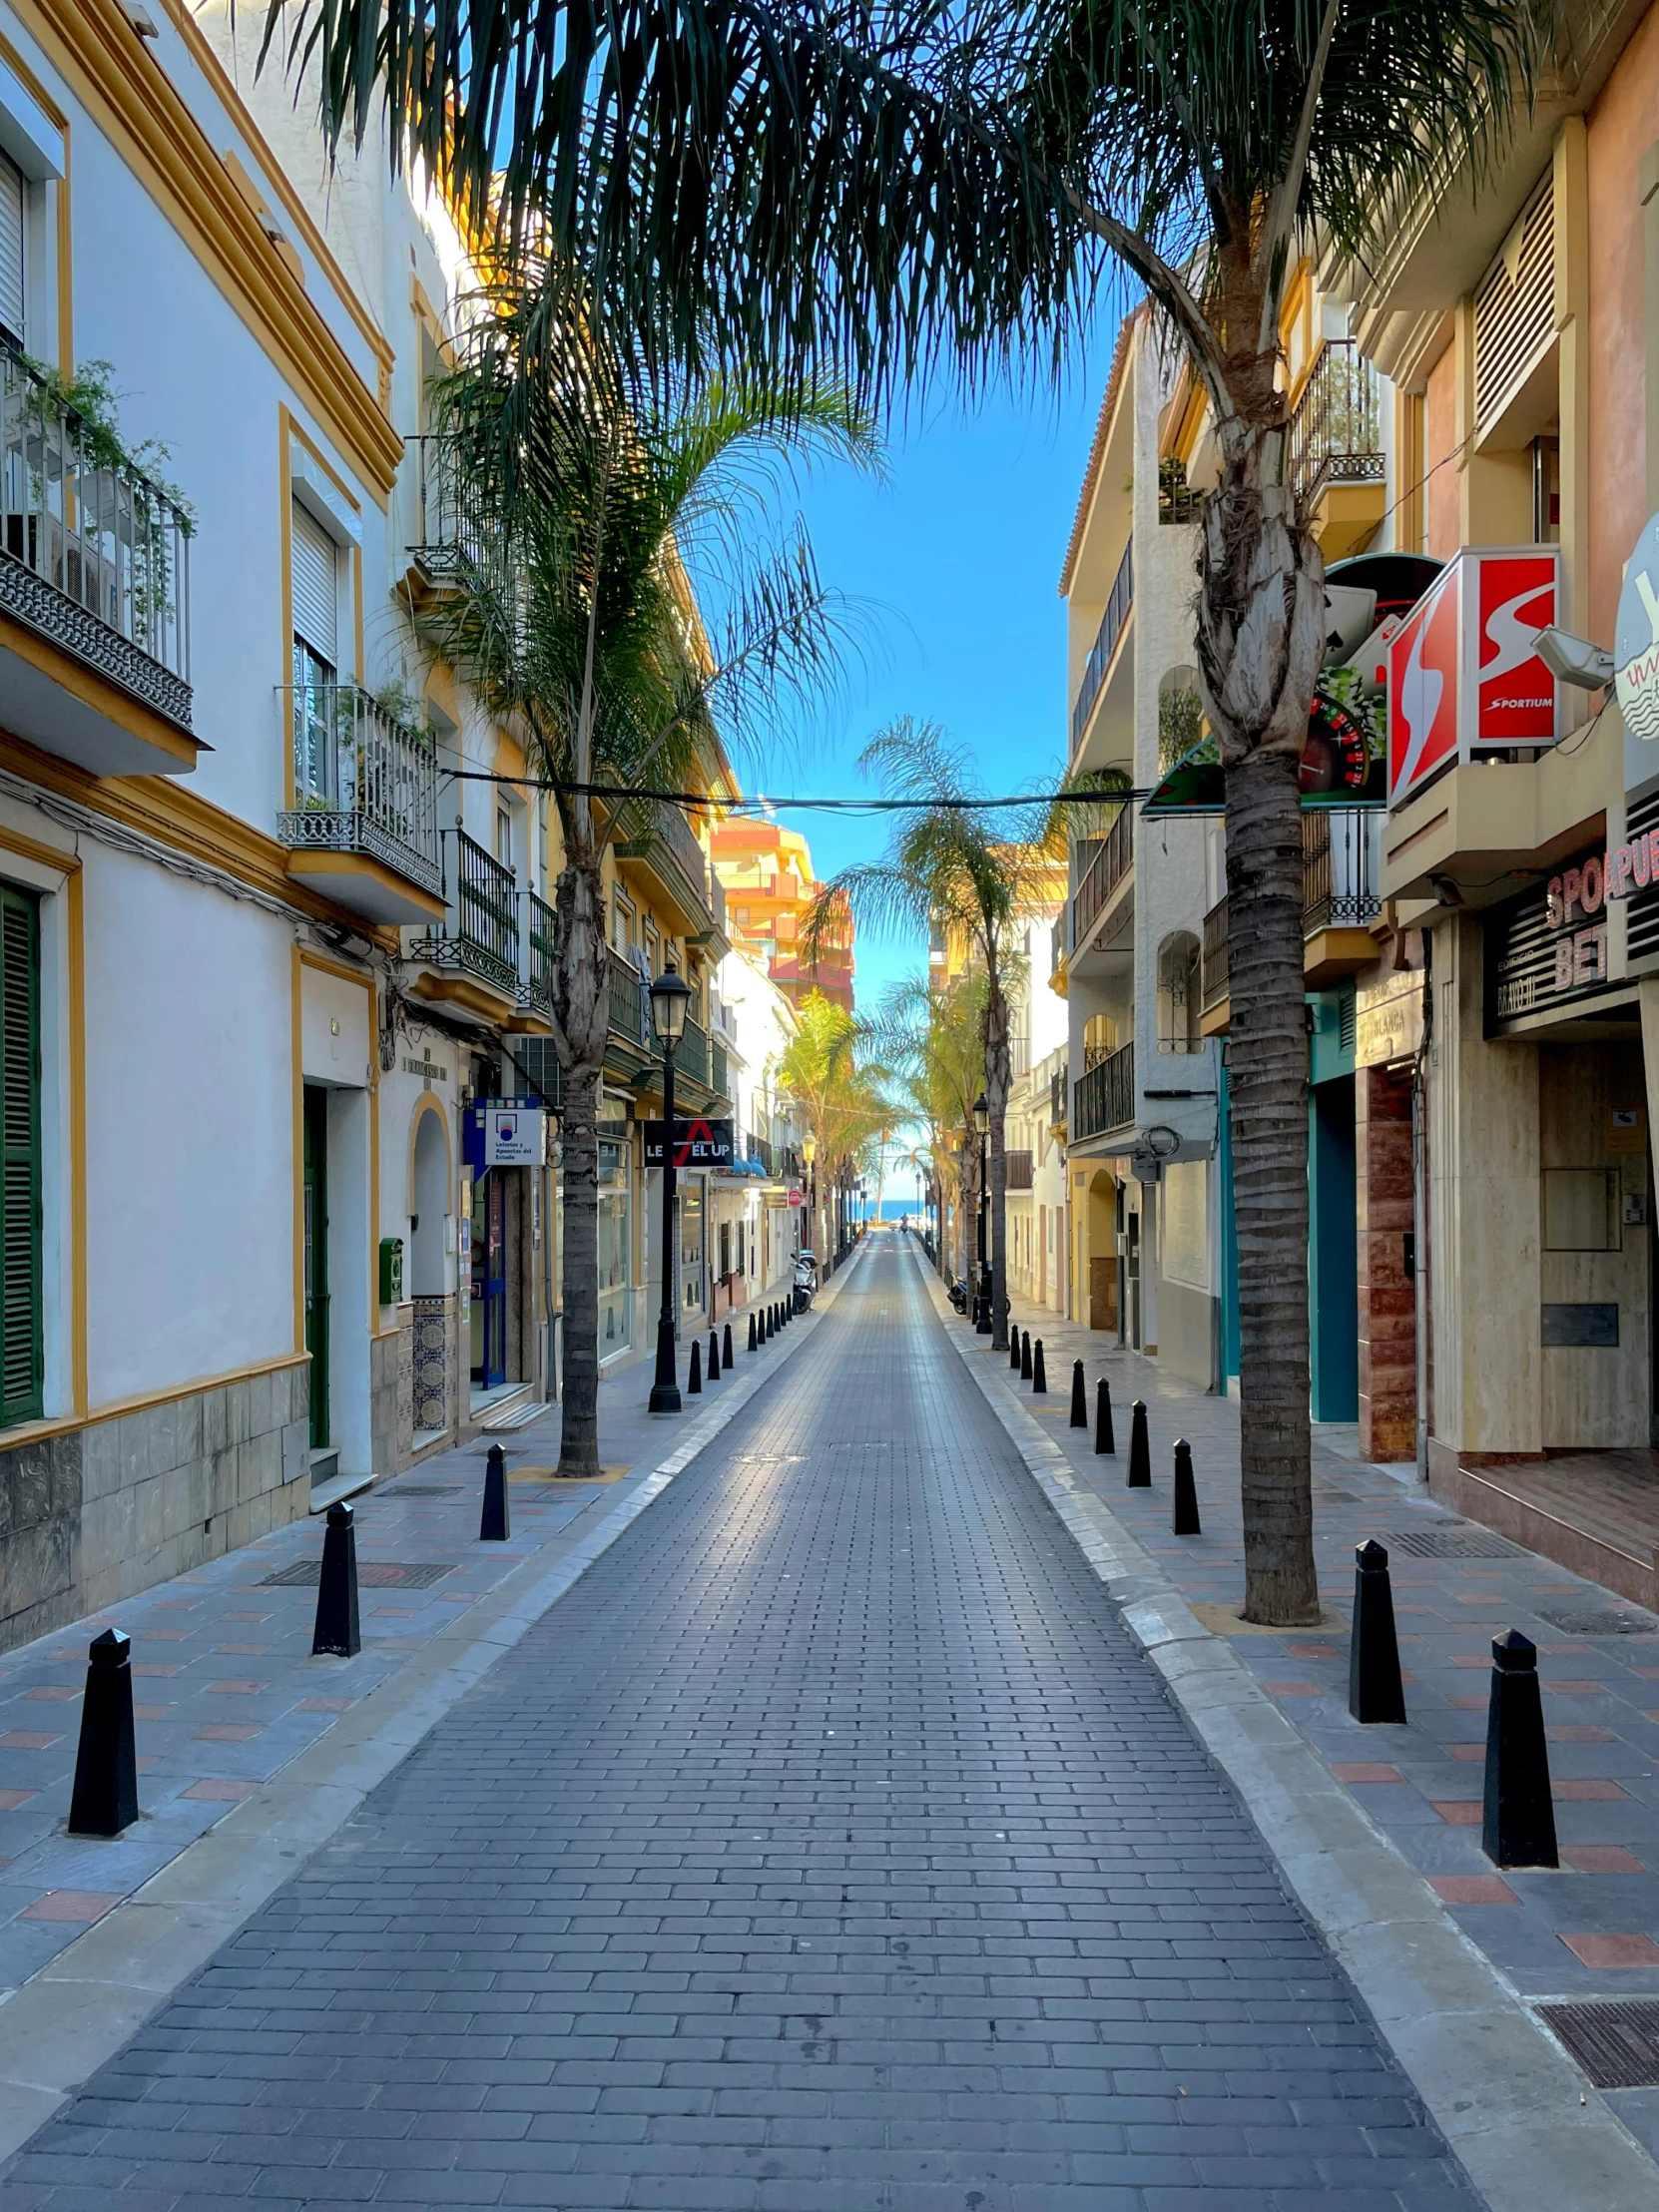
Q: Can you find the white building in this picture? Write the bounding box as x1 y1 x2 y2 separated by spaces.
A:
1005 906 1070 1315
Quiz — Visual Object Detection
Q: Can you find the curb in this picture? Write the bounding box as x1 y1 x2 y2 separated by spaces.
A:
910 1246 1658 2212
0 1248 864 2164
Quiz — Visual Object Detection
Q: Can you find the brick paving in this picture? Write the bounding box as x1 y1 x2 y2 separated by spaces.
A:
0 1235 1473 2208
0 1324 791 2000
960 1262 1659 2166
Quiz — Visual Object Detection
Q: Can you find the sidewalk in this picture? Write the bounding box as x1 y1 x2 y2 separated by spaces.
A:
0 1289 822 2009
941 1256 1659 2162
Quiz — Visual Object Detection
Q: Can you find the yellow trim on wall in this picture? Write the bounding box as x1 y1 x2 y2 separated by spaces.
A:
0 827 86 1415
0 28 73 367
278 423 293 809
0 1349 310 1454
14 0 402 497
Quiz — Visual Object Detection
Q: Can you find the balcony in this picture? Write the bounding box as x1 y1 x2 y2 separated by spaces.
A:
408 829 520 1019
1070 539 1133 755
0 343 199 776
1005 1149 1034 1192
280 684 444 922
600 946 730 1105
509 889 558 1034
1073 1041 1135 1144
1050 1059 1069 1131
1288 341 1384 561
1072 806 1133 956
1199 809 1382 1031
402 433 501 591
615 798 727 946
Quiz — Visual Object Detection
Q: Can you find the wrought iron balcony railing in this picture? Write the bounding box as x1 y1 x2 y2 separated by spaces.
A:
1073 1041 1134 1142
1303 807 1382 931
405 433 495 578
525 889 557 1010
1070 538 1133 753
1072 806 1133 947
607 943 650 1046
1289 340 1383 510
0 340 192 726
1201 898 1229 1013
281 684 442 895
1050 1059 1069 1129
748 1133 777 1176
409 828 519 995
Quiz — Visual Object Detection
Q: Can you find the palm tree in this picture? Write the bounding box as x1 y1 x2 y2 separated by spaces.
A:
276 0 1550 1614
776 988 892 1261
419 296 870 1472
877 972 989 1282
809 721 1082 1355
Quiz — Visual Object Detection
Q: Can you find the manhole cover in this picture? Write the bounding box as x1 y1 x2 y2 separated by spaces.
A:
391 1485 463 1498
1539 2000 1659 2087
1315 1487 1359 1504
1387 1528 1529 1560
260 1561 455 1589
1536 1605 1659 1636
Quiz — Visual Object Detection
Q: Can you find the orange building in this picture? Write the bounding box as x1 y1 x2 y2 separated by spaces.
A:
709 822 855 1012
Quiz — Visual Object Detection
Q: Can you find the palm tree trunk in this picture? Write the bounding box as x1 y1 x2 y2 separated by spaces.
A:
984 979 1011 1352
1200 422 1326 1627
553 850 608 1477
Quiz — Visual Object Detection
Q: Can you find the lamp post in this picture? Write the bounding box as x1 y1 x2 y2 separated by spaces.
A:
801 1132 818 1265
973 1092 991 1333
648 962 691 1413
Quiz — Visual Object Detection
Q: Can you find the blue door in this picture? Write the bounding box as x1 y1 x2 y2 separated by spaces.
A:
471 1172 507 1388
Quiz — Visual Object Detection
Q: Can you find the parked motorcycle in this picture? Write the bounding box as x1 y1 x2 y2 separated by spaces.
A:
948 1277 969 1314
793 1252 819 1313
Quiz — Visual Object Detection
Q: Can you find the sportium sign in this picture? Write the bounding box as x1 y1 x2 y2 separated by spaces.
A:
1387 546 1562 806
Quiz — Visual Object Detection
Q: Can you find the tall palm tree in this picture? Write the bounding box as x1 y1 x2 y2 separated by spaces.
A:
776 988 892 1260
877 971 988 1281
276 0 1551 1620
420 296 870 1472
809 721 1082 1355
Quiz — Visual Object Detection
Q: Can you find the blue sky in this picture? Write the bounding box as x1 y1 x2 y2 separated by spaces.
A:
757 362 1110 1016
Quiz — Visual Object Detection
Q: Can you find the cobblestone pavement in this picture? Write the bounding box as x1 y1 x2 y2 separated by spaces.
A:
0 1237 1476 2210
963 1266 1659 2165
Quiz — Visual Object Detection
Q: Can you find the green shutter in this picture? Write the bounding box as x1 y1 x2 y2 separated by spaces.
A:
0 886 41 1424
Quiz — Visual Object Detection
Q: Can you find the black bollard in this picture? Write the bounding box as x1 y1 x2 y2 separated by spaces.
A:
1127 1400 1151 1487
1009 1330 1021 1372
1032 1341 1047 1394
479 1442 511 1542
1069 1361 1088 1428
66 1628 138 1838
724 1322 735 1370
749 1312 758 1353
1020 1330 1032 1382
311 1502 361 1656
1095 1377 1115 1455
1171 1440 1201 1535
766 1306 774 1340
1482 1630 1559 1868
708 1330 721 1381
689 1339 703 1394
1348 1540 1405 1724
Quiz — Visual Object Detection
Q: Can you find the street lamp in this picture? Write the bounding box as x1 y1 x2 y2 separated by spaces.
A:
972 1092 991 1333
648 962 691 1413
801 1133 818 1263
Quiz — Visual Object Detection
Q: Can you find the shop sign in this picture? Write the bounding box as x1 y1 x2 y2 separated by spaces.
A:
1616 506 1659 747
463 1103 546 1169
642 1117 735 1169
1355 970 1423 1069
1547 837 1659 923
1388 547 1562 806
1486 844 1616 1030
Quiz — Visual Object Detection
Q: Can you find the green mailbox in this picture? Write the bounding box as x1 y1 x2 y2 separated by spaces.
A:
378 1237 404 1305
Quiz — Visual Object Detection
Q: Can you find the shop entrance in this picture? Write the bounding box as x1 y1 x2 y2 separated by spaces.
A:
302 1083 329 1448
471 1171 507 1390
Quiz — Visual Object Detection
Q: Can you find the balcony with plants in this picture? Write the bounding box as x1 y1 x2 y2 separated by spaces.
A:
0 347 199 777
280 680 445 922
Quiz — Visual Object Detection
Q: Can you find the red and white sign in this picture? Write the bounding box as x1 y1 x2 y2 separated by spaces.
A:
1386 547 1562 806
787 1187 804 1209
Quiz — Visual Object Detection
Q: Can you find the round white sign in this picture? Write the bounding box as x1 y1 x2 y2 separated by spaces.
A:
1616 508 1659 743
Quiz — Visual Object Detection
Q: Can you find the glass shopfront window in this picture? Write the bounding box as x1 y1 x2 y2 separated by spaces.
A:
597 1133 632 1355
681 1175 706 1317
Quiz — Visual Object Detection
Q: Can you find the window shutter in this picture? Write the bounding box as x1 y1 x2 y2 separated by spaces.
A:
1473 177 1555 430
289 499 338 667
0 154 24 345
0 884 42 1426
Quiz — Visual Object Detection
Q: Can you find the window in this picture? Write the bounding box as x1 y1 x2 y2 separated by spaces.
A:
495 807 513 869
0 152 23 347
1157 931 1203 1054
290 500 338 803
611 889 634 952
0 883 41 1425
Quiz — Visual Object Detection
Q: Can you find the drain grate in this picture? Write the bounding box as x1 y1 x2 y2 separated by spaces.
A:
390 1484 463 1498
260 1561 455 1589
1387 1528 1529 1560
1536 1605 1659 1637
1539 2000 1659 2088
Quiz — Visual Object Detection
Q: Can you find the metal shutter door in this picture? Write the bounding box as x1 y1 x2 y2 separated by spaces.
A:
0 155 23 343
0 885 41 1424
289 498 338 666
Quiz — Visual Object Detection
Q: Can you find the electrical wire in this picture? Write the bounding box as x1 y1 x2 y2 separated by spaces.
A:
437 767 1152 811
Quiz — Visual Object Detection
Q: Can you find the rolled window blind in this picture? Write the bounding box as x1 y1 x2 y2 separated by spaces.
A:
289 499 338 668
0 155 24 344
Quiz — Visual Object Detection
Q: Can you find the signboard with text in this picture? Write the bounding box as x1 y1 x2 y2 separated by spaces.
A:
1388 546 1562 807
1485 845 1622 1033
642 1118 735 1169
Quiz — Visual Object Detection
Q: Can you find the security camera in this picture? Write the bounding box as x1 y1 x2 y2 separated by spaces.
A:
1535 625 1614 691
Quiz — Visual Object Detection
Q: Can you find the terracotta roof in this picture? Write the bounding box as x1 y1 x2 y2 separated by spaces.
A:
1057 310 1138 598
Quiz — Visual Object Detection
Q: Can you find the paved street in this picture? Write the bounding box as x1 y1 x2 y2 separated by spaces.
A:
0 1237 1472 2210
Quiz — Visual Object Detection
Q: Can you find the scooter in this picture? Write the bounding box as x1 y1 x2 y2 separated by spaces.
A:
793 1252 819 1313
948 1276 968 1314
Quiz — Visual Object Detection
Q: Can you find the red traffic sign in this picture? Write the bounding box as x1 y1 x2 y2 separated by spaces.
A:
787 1186 804 1208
